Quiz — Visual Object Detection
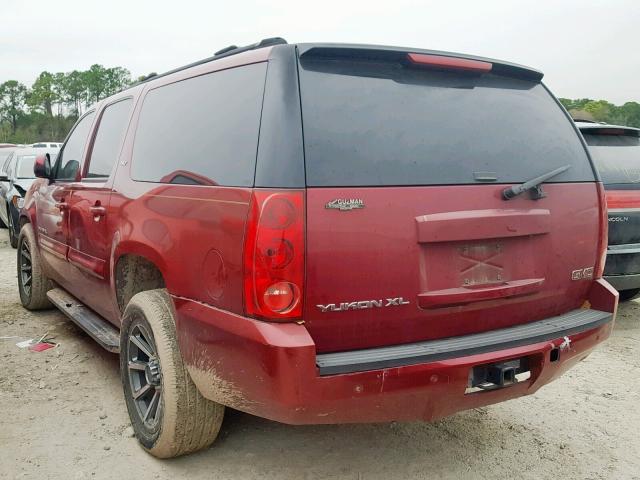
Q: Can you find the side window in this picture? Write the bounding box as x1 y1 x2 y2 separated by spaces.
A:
86 99 133 178
131 63 267 186
55 111 96 181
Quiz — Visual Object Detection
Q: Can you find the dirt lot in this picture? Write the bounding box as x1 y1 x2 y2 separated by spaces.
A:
1 235 639 480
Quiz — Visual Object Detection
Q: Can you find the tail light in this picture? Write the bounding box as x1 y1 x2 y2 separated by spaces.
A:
594 183 609 278
604 189 640 209
243 190 304 321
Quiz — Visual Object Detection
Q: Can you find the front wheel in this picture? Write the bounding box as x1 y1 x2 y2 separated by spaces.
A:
120 289 225 458
17 223 52 310
618 288 640 302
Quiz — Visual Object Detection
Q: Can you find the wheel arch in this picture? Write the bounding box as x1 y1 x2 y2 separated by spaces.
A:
111 238 170 315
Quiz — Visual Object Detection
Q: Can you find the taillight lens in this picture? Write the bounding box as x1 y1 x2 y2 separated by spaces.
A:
243 190 304 321
595 183 608 278
604 189 640 209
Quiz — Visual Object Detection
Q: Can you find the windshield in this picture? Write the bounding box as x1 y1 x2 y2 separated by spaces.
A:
16 155 37 179
582 132 640 185
298 54 595 186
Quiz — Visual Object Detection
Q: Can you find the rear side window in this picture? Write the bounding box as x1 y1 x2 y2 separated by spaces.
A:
581 130 640 185
56 112 96 181
298 53 595 186
131 63 267 186
87 99 133 178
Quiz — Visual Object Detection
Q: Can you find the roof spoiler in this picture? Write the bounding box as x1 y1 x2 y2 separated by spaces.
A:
298 44 544 82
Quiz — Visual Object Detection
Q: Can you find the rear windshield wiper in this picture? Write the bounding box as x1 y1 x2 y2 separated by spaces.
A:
502 164 571 200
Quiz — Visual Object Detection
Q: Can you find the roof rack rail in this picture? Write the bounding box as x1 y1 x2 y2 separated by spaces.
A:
129 37 287 88
214 37 287 57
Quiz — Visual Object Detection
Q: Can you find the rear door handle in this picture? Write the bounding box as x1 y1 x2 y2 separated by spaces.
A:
90 205 107 216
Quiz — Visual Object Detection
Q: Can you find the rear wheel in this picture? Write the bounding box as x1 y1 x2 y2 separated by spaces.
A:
120 289 225 458
17 223 52 310
618 288 640 302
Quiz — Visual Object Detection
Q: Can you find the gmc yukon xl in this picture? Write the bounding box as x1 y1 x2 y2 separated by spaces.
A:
18 38 618 458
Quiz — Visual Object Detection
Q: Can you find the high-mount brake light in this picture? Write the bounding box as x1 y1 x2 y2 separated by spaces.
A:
407 53 493 73
243 190 304 321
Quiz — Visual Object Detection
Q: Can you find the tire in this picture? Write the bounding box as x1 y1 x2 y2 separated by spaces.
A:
618 288 640 302
120 289 225 458
17 223 53 310
8 209 18 248
0 204 7 228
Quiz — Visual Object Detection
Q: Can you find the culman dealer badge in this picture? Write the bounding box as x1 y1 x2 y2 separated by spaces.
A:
325 198 365 211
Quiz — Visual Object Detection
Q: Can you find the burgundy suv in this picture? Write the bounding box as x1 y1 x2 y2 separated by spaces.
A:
19 39 618 458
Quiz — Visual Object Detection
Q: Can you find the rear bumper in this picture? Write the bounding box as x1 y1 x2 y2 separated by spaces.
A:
173 279 618 425
604 273 640 291
604 243 640 290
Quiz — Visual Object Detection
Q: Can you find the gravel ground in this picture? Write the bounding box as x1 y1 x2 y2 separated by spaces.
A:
1 234 639 480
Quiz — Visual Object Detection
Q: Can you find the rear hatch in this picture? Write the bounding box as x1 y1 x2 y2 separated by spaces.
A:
298 46 602 353
580 125 640 275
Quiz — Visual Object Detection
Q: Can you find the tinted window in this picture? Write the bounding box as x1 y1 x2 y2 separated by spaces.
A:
87 99 133 178
582 131 640 185
56 112 96 180
131 63 267 186
299 55 594 186
16 155 37 178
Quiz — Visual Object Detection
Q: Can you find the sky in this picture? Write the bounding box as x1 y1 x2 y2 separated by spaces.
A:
1 0 639 104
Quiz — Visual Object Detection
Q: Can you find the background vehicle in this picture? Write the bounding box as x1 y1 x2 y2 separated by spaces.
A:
19 39 617 458
0 146 59 247
0 144 18 228
577 121 640 301
32 142 62 148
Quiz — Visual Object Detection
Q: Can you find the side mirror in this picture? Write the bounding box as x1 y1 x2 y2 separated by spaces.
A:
34 153 52 179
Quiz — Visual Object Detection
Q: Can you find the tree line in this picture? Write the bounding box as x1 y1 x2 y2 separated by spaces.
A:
0 65 136 144
558 98 640 128
1 67 639 144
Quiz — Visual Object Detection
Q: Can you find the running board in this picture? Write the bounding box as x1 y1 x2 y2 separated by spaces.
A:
47 288 120 353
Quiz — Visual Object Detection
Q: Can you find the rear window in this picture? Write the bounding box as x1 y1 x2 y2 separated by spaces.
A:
581 130 640 185
131 63 267 186
298 53 595 186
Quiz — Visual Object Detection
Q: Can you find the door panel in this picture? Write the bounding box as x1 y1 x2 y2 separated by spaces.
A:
65 185 114 319
35 181 75 285
63 98 134 321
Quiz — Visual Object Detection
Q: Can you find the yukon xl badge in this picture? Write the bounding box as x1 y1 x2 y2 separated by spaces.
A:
317 297 410 312
325 198 364 211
